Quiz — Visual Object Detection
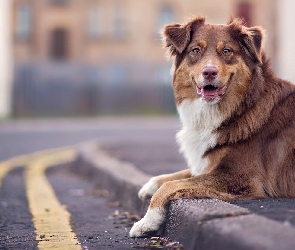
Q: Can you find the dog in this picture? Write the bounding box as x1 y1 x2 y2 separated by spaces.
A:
129 17 295 237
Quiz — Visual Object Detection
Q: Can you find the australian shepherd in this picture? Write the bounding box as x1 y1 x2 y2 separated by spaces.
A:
130 17 295 237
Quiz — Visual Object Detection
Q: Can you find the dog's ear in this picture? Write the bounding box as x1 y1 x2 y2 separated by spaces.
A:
162 17 205 56
228 18 265 64
240 26 264 64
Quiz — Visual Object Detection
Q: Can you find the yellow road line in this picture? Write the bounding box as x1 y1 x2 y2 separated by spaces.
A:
0 162 14 188
0 145 80 188
0 155 28 188
25 148 82 250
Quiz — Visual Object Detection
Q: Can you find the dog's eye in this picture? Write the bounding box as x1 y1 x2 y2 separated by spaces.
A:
222 48 232 55
192 47 201 54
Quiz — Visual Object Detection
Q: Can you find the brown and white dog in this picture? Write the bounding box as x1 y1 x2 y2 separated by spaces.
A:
130 17 295 237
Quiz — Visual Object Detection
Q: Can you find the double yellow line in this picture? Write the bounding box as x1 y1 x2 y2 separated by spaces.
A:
0 147 82 250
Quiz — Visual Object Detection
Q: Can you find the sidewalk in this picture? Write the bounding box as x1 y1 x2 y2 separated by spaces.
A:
74 141 295 250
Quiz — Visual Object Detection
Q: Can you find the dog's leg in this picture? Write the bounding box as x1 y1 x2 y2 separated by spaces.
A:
130 171 262 237
138 169 191 200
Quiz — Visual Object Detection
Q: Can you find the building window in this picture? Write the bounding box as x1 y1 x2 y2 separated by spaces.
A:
50 0 68 6
236 2 252 26
156 6 175 35
113 4 127 39
50 28 68 60
88 6 102 38
16 3 32 39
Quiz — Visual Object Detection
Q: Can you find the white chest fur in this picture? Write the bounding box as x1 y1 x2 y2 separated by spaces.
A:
176 99 224 176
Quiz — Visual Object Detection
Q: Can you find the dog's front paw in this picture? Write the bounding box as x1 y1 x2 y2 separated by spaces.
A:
129 208 165 237
138 177 159 200
129 219 151 237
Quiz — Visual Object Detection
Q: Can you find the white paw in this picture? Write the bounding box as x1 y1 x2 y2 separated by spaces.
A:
138 177 159 200
129 208 166 237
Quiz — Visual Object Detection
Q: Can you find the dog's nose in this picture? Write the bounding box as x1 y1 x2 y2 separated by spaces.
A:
202 66 219 81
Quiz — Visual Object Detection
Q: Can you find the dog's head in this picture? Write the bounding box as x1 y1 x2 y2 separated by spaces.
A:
163 17 265 105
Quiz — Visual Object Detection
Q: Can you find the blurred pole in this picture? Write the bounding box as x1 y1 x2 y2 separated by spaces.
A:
277 0 295 83
0 0 13 118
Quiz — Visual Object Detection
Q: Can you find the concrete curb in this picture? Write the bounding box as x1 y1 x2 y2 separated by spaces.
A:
165 199 295 250
74 141 295 250
73 141 151 214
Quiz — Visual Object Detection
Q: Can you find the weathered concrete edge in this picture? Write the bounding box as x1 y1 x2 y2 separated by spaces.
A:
73 141 151 213
165 199 295 250
73 141 295 250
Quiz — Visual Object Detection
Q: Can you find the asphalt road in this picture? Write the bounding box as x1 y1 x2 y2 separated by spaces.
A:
0 159 150 249
0 117 185 176
1 117 295 249
0 116 184 249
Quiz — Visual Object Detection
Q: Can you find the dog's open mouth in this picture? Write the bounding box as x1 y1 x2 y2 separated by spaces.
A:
196 83 228 101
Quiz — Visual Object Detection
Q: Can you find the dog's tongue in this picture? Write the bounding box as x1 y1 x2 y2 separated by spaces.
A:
201 88 220 100
196 85 227 101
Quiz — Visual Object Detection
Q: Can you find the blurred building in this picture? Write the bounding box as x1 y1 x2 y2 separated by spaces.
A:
9 0 293 116
12 0 277 69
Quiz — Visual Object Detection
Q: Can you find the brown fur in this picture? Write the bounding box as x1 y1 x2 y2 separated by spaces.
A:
130 17 295 237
